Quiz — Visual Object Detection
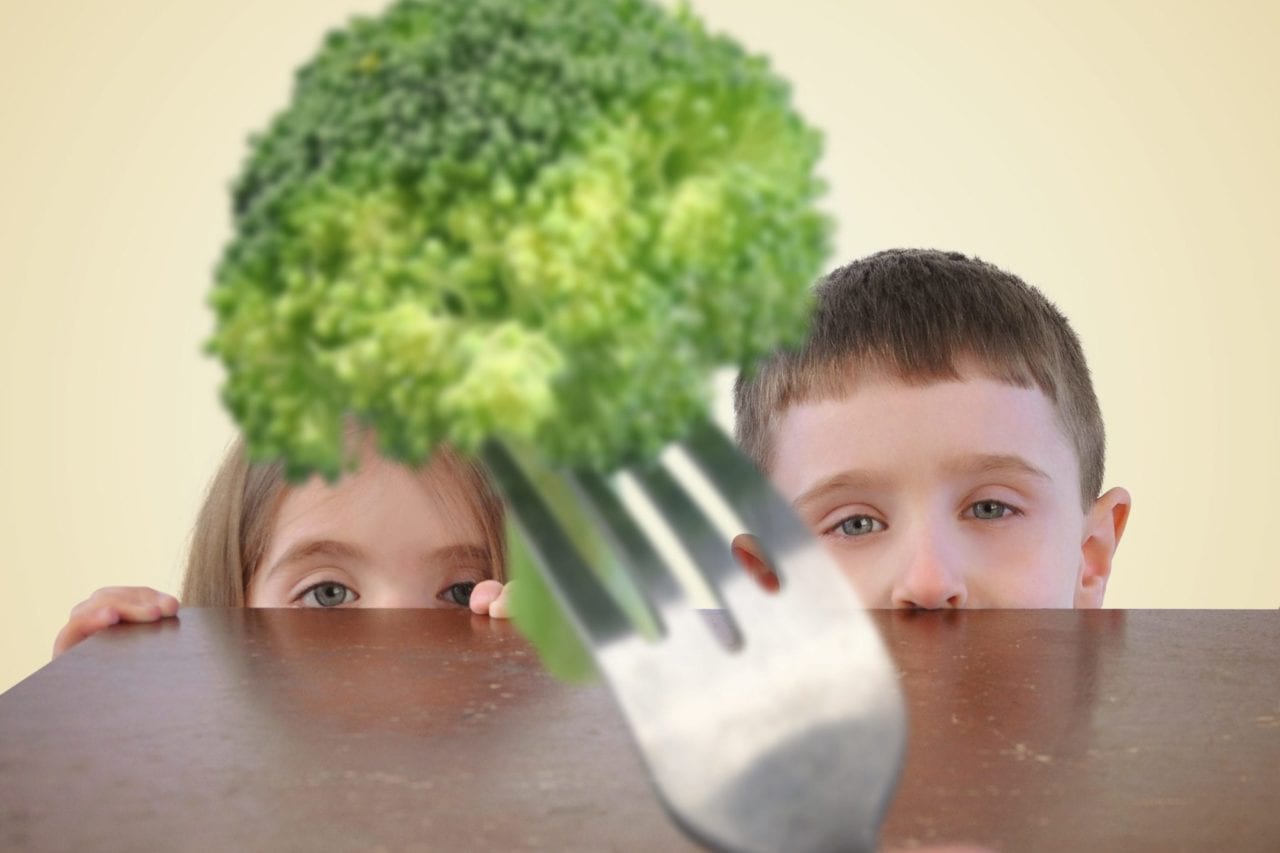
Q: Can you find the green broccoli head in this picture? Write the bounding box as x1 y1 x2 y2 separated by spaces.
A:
209 0 831 479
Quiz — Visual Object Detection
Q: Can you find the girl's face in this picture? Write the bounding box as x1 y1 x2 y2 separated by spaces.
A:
247 444 494 609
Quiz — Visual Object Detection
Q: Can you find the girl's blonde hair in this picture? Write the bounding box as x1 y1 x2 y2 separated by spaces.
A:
181 435 507 605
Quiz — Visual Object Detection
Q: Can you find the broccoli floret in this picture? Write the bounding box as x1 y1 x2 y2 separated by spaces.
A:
208 0 831 480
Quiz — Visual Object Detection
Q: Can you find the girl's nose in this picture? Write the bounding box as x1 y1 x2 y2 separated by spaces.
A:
891 530 967 609
366 588 439 609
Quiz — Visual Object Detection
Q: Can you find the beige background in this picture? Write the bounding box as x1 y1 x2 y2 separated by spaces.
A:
2 0 1277 694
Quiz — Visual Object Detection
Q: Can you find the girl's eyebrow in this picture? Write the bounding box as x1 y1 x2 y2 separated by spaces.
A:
264 541 491 580
427 544 491 565
266 539 366 580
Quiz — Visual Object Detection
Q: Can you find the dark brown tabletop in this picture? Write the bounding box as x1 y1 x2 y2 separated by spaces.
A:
1 609 1276 851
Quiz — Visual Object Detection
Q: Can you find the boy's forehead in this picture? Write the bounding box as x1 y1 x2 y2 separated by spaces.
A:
771 372 1078 496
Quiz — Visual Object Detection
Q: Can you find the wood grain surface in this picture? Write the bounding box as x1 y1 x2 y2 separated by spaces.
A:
1 609 1276 851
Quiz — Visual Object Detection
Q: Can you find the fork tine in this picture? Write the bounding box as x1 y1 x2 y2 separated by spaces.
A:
681 422 846 601
480 442 633 647
565 470 727 648
630 462 775 633
565 470 689 611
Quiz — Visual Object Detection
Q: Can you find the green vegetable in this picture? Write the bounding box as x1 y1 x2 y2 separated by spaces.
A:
208 0 830 480
505 515 597 683
207 0 832 676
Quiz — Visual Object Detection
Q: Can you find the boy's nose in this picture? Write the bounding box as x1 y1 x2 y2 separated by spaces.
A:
891 533 967 610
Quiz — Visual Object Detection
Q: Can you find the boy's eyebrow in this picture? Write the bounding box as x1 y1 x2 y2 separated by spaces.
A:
792 471 891 514
791 454 1051 513
943 453 1051 480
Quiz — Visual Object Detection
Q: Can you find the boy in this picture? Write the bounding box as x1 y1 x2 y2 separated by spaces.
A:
731 249 1131 608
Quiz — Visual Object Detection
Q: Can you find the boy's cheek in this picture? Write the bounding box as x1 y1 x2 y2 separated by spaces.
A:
816 539 892 607
813 534 1079 609
970 576 1075 608
965 541 1080 608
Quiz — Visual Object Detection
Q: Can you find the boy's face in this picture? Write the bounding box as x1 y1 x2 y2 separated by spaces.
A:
759 366 1130 608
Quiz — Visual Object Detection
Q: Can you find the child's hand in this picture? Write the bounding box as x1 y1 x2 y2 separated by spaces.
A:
468 580 513 619
52 586 180 659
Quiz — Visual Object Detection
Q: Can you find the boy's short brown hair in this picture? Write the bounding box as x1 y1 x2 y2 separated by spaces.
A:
734 249 1105 507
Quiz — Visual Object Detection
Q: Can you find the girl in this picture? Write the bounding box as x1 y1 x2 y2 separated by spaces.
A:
53 429 512 657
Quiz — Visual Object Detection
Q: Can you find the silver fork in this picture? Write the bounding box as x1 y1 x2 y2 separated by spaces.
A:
481 422 906 853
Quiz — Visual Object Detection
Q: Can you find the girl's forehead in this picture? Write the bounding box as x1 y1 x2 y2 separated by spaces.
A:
270 451 485 545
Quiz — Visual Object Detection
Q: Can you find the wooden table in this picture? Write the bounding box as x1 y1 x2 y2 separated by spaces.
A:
1 610 1276 851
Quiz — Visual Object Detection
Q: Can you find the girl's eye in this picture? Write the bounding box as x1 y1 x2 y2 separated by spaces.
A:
443 582 476 606
300 582 357 608
970 500 1014 520
835 515 885 537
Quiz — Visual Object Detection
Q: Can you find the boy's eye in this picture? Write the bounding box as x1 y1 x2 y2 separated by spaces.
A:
300 582 358 608
970 500 1013 520
443 581 477 606
836 515 885 537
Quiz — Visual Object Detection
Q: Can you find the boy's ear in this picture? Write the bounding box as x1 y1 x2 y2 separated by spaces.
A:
730 533 780 593
1075 487 1132 608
